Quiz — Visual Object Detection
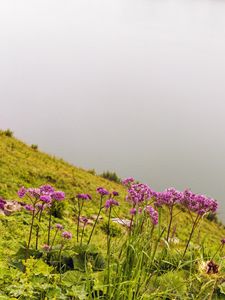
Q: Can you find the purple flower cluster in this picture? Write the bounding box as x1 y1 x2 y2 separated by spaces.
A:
62 231 72 239
96 187 109 196
79 216 89 225
122 177 135 187
122 177 218 227
130 208 137 215
105 198 119 209
0 198 6 210
77 193 92 200
18 185 65 206
55 223 63 230
126 183 155 205
221 238 225 245
145 205 158 225
156 188 183 207
112 191 119 197
24 204 35 211
51 191 65 201
181 189 218 215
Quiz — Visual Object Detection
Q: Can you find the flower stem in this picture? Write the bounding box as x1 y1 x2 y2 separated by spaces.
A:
47 210 52 245
182 214 200 258
77 199 84 243
106 206 112 296
211 244 224 261
26 209 36 259
166 206 173 242
87 196 103 245
35 205 44 250
80 224 85 246
58 243 64 281
51 228 59 249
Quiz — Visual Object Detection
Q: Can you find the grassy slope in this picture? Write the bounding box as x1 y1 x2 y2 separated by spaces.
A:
0 132 225 260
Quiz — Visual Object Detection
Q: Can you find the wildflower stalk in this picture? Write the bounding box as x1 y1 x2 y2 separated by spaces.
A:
80 224 85 246
106 206 112 296
26 208 36 259
58 242 64 281
47 209 52 245
182 214 200 258
166 206 173 242
77 199 84 243
35 204 44 250
51 228 59 249
129 205 135 235
87 196 103 245
211 243 225 261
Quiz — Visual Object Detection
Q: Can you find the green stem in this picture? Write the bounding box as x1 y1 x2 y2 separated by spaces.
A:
182 214 200 258
26 209 36 259
35 205 44 250
166 206 173 242
51 228 59 249
211 244 224 261
80 224 86 246
107 206 112 296
58 243 64 281
87 196 103 245
77 199 84 243
47 210 52 245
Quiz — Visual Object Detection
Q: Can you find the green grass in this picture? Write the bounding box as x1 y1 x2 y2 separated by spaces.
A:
1 130 225 299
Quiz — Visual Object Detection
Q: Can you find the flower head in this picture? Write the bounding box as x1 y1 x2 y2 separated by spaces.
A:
126 183 155 205
0 198 6 210
18 186 27 198
62 231 72 239
24 204 35 211
40 185 55 194
27 188 41 198
130 208 137 215
42 244 51 252
105 198 119 209
55 223 63 230
122 177 135 187
145 205 158 225
40 194 52 203
79 216 89 225
112 191 119 197
96 187 109 196
77 193 92 200
51 191 65 201
181 189 218 215
221 238 225 245
156 188 183 207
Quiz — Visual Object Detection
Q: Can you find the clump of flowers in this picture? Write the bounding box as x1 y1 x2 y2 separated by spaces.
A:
97 187 109 196
76 193 92 243
105 198 119 209
17 184 65 257
145 206 158 225
87 187 110 245
156 188 183 208
181 189 217 216
122 177 135 187
62 231 73 240
126 183 155 205
156 188 183 241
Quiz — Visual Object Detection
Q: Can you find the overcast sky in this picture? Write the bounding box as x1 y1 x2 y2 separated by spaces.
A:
1 0 225 219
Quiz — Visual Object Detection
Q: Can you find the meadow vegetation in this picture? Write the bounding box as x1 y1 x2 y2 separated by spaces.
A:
1 131 225 299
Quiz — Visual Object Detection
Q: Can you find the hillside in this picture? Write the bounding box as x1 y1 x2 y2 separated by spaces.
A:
1 130 225 299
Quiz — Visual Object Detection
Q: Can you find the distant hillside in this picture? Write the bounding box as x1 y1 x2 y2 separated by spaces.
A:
0 130 127 212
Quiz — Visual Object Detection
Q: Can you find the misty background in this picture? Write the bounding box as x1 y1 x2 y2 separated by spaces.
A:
1 0 225 219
